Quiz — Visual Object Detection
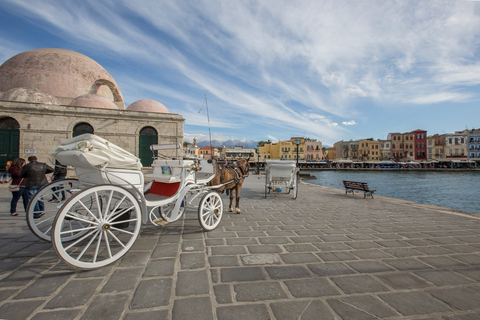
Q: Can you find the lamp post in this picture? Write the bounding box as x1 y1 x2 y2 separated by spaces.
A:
255 148 260 174
295 139 301 167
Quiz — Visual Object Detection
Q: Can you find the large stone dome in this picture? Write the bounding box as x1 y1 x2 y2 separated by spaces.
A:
127 99 169 113
69 94 118 109
0 48 124 106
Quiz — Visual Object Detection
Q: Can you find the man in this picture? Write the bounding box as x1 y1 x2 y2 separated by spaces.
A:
20 156 54 218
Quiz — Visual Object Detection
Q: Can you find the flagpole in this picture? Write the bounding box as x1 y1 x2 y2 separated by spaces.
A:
204 94 213 159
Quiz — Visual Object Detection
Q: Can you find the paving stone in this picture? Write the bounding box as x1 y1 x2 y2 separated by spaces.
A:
15 272 72 298
384 258 433 271
180 252 205 269
307 262 356 276
124 310 169 320
216 304 270 320
283 277 341 297
45 278 103 309
283 243 318 252
31 309 81 320
130 278 172 309
331 274 390 294
265 265 310 279
379 291 451 316
0 300 45 320
0 263 46 288
419 256 468 268
346 260 394 273
318 251 358 262
327 295 399 319
415 269 474 286
234 281 287 301
117 250 152 268
210 245 247 255
241 253 281 265
427 287 480 311
220 267 266 282
247 244 282 253
213 283 232 304
270 299 335 320
258 237 291 244
101 268 144 293
351 249 393 259
280 252 321 264
151 244 180 259
176 270 209 296
208 255 239 267
172 297 213 320
80 293 130 320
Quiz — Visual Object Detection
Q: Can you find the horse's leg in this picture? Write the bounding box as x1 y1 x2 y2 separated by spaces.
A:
235 186 241 214
229 189 234 212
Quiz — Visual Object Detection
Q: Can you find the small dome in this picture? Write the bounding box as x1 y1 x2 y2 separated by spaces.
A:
69 94 118 109
127 99 169 113
0 87 59 105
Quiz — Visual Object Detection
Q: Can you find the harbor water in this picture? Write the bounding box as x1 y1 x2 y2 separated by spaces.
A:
303 170 480 214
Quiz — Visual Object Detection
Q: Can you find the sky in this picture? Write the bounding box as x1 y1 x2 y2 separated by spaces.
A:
1 0 480 147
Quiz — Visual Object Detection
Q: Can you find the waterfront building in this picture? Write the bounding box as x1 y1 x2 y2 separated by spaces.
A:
0 48 184 169
183 139 199 158
222 146 255 160
467 129 480 159
412 129 427 160
198 146 221 159
380 139 392 160
304 139 323 161
427 134 446 160
358 138 381 161
445 131 467 158
333 140 345 160
388 132 406 161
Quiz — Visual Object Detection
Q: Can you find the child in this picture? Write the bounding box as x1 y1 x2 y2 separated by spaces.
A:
0 161 12 184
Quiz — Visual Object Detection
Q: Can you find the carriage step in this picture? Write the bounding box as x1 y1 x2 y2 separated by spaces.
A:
152 217 170 226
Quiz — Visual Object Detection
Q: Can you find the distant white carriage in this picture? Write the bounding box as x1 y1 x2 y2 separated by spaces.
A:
26 134 225 269
264 160 299 199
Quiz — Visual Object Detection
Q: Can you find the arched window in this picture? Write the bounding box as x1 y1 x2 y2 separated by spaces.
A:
73 122 94 137
139 126 158 167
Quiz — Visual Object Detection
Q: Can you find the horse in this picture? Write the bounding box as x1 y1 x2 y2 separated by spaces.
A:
209 158 250 214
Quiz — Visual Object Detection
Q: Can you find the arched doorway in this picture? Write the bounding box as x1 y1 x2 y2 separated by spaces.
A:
0 117 20 169
139 127 158 167
73 122 94 137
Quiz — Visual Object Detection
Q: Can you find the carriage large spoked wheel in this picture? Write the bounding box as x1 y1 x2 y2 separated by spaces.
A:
26 179 81 242
51 184 142 269
198 191 223 231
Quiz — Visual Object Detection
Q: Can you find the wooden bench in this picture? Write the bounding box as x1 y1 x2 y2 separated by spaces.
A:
343 180 376 198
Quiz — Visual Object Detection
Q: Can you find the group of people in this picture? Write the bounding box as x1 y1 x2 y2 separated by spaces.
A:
4 157 66 217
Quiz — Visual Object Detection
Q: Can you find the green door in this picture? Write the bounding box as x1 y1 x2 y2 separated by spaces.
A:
139 127 158 167
0 118 20 170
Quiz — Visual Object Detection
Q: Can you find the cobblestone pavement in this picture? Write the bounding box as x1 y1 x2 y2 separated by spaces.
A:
1 175 480 320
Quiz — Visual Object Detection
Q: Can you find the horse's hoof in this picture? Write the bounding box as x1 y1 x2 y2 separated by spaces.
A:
229 207 233 212
236 208 241 214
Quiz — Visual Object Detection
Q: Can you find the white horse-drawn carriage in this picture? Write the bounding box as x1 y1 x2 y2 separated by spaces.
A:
264 160 299 199
26 134 225 269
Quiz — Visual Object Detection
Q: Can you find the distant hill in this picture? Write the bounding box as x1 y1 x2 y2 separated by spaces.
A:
196 139 258 149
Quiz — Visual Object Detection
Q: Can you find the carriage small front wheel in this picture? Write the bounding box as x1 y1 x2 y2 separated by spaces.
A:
51 184 142 269
198 191 223 231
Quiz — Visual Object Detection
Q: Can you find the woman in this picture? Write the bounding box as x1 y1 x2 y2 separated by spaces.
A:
8 158 28 216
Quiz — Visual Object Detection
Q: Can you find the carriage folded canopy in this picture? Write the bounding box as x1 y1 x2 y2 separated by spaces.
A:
51 134 142 170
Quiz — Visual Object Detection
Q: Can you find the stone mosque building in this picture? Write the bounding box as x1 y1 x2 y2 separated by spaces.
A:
0 48 184 169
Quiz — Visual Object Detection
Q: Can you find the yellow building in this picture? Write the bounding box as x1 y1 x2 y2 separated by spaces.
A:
258 137 305 161
358 139 381 161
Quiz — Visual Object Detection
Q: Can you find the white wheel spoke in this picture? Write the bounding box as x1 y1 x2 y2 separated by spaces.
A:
107 229 127 248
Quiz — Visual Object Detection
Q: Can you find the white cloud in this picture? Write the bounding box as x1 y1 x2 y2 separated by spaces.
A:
342 120 357 126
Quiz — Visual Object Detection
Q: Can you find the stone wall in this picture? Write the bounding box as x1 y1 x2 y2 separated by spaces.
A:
0 100 184 164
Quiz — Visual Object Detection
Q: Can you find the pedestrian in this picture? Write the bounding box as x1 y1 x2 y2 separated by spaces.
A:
20 156 54 219
49 160 67 202
8 158 28 216
0 160 12 184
